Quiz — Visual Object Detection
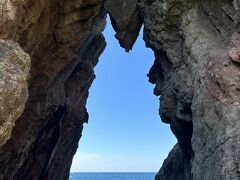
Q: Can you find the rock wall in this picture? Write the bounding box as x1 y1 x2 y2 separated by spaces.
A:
140 0 240 179
0 0 240 180
0 0 106 179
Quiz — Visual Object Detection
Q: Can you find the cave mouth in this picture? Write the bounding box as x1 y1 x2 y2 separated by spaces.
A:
70 17 176 175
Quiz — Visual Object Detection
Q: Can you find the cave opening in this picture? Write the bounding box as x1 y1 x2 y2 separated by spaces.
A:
70 17 176 175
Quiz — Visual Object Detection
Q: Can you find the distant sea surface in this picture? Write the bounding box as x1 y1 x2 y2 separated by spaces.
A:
69 172 156 180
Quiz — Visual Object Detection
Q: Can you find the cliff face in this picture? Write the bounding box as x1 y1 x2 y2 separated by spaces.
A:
0 0 106 179
0 0 240 180
142 0 240 179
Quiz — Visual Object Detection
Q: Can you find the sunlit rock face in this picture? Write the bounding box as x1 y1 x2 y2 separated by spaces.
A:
0 40 30 145
0 0 240 180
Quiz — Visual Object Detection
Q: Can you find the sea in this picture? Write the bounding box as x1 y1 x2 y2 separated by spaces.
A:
69 172 156 180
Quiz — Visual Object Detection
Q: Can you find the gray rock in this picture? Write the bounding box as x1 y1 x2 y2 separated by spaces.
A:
0 0 240 180
0 40 30 145
141 0 240 179
155 144 191 180
104 0 142 51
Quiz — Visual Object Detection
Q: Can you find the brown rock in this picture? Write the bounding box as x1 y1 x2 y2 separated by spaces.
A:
0 0 240 180
0 0 106 179
0 0 16 38
104 0 142 52
229 47 240 64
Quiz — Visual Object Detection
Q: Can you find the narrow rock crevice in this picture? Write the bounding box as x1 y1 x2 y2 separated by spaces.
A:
0 0 240 180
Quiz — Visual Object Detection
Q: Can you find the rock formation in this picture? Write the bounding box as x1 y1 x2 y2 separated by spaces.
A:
104 0 142 51
0 0 106 179
142 1 240 179
0 0 240 180
0 40 30 145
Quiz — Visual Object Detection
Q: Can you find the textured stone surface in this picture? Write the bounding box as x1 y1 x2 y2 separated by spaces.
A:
155 144 191 180
229 47 240 64
0 0 240 180
0 0 16 38
140 0 240 179
104 0 142 51
0 0 106 179
0 40 30 145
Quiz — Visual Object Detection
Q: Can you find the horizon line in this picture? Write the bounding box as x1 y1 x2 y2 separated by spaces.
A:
70 172 157 173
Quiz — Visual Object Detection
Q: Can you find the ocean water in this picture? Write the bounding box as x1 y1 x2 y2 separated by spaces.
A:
69 172 156 180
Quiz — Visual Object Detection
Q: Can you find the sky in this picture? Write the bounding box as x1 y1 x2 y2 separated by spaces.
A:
70 18 176 172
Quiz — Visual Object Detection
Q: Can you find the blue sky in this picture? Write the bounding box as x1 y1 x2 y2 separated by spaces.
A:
70 18 176 172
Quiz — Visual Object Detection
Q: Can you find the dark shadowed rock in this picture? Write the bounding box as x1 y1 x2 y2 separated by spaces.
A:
155 144 191 180
0 0 240 180
104 0 142 52
0 0 106 179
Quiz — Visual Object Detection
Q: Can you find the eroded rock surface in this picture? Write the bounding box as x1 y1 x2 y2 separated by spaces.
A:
0 0 240 180
0 40 30 145
155 144 191 180
104 0 142 51
140 0 240 179
0 0 106 179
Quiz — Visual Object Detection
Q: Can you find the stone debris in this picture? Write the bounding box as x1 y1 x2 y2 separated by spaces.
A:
229 47 240 64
